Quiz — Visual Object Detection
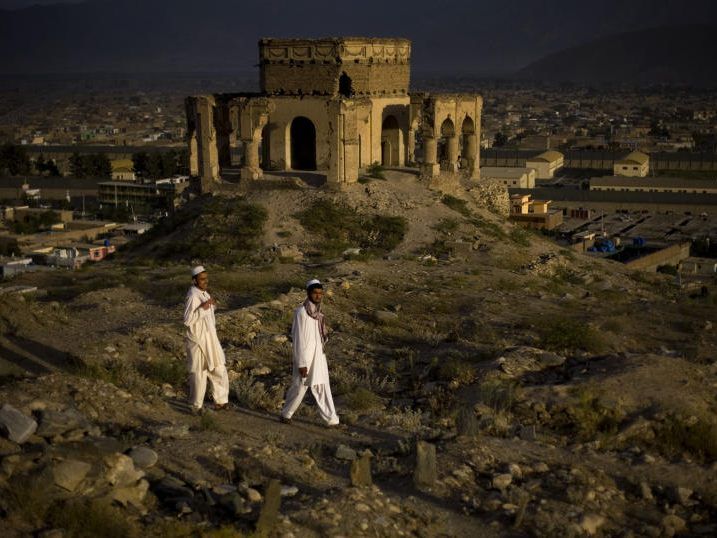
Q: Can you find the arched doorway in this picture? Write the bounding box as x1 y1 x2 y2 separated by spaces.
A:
290 117 316 170
260 124 271 170
460 116 475 170
381 115 401 167
439 118 456 171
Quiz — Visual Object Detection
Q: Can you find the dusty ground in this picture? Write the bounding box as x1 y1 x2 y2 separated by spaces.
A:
1 170 716 537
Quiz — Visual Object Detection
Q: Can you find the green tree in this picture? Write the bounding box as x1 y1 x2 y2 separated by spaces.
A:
132 152 149 178
0 143 31 176
493 132 508 147
86 154 111 178
35 154 61 176
69 152 85 177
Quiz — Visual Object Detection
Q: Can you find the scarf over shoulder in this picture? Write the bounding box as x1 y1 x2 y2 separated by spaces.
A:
303 298 327 343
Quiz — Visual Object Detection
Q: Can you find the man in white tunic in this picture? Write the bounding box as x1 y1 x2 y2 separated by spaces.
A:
280 279 339 426
184 265 230 412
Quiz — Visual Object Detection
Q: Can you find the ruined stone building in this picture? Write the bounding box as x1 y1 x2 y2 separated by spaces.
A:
185 38 482 191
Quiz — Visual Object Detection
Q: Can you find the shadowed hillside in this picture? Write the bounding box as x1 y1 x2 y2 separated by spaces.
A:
0 172 716 536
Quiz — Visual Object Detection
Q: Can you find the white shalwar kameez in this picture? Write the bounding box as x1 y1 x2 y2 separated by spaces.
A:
184 285 229 410
280 304 339 425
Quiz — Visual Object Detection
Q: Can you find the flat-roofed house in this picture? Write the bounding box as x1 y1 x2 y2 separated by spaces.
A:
614 151 649 177
481 167 536 188
509 193 563 230
590 176 717 194
110 159 136 181
526 150 564 179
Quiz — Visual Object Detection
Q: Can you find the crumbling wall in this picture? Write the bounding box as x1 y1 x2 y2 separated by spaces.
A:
468 180 510 216
259 38 410 97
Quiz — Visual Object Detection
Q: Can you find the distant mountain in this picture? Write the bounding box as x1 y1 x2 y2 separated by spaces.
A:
514 25 717 87
1 1 716 77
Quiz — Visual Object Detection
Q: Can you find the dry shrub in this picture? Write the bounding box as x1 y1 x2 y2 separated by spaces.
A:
382 407 426 433
48 498 139 538
232 374 273 411
343 387 383 411
655 414 717 462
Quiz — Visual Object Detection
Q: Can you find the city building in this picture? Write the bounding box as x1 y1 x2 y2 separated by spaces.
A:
110 159 136 181
509 193 563 230
614 151 649 177
679 257 717 276
97 177 189 212
0 257 33 279
525 150 564 179
481 167 536 188
590 176 717 194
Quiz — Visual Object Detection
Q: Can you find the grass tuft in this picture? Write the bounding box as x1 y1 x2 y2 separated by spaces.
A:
295 199 406 259
538 317 607 353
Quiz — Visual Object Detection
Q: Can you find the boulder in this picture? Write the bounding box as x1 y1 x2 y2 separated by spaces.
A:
220 492 250 516
0 404 37 444
104 453 144 487
373 310 399 324
662 515 686 536
255 479 282 537
128 447 158 469
52 459 92 492
495 346 566 378
580 513 606 535
111 478 150 510
492 473 512 491
36 408 90 438
414 441 437 487
153 475 194 500
456 407 479 437
335 444 358 461
350 452 373 487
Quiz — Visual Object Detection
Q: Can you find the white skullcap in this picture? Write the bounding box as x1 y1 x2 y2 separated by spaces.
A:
191 265 206 277
306 278 322 289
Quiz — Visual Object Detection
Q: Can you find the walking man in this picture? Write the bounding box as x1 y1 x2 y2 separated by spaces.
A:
280 279 339 426
184 265 230 413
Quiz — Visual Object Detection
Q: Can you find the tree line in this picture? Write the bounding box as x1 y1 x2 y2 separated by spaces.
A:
132 150 188 179
1 143 189 179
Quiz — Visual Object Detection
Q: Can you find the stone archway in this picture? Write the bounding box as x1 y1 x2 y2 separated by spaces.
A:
260 124 271 170
290 116 317 170
460 116 475 170
381 115 401 167
438 118 456 171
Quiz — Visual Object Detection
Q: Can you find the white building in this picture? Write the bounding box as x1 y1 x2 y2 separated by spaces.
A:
526 150 564 179
614 151 649 177
481 167 536 188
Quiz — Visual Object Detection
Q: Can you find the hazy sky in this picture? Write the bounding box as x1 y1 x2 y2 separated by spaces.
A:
0 0 82 7
2 0 716 74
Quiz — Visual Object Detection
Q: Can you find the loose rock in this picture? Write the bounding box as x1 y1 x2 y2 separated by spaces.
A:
414 441 437 487
0 404 38 444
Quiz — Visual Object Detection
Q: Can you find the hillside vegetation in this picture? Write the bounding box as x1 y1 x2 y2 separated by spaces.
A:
0 170 715 537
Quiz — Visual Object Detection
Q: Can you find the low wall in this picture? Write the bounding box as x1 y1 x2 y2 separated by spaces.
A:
625 242 691 271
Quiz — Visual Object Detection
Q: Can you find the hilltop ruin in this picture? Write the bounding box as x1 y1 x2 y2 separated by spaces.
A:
185 37 482 190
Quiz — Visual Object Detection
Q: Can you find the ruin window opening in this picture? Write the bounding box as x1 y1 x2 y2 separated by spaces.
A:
339 72 354 97
290 116 317 170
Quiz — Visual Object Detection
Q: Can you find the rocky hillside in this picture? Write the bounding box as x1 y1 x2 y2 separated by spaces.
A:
1 170 716 537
